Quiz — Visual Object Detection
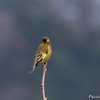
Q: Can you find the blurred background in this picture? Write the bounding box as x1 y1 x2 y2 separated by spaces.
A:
0 0 100 100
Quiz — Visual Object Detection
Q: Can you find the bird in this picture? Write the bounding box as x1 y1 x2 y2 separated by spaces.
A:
28 36 52 74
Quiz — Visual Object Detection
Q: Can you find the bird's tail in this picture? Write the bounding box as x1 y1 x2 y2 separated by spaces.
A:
28 63 36 74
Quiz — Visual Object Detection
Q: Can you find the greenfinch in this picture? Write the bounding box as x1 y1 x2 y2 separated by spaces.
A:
28 37 52 74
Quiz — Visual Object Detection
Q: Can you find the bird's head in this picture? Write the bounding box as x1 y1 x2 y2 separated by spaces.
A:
42 37 50 44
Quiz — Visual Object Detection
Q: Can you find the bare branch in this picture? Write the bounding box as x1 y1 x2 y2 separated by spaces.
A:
41 62 47 100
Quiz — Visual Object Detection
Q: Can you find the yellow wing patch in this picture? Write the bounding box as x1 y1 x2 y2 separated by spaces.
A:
42 53 46 60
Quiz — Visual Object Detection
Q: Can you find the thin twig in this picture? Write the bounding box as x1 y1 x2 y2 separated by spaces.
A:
41 62 47 100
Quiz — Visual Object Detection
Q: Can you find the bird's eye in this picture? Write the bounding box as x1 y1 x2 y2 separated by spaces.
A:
42 39 47 42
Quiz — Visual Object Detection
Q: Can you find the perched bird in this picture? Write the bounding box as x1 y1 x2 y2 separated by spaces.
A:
28 36 52 74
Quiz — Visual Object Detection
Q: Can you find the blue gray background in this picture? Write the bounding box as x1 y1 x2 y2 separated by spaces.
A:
0 0 100 100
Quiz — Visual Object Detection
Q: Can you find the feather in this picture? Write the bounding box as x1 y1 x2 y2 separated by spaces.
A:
28 63 37 74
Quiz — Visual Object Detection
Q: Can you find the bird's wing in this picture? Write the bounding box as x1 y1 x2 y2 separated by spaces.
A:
34 44 48 63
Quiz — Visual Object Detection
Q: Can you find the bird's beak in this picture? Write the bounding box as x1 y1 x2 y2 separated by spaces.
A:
47 39 50 42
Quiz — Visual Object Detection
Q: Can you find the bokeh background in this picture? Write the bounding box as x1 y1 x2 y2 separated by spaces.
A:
0 0 100 100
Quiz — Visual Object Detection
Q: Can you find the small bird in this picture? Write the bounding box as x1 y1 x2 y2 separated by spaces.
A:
28 36 52 74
